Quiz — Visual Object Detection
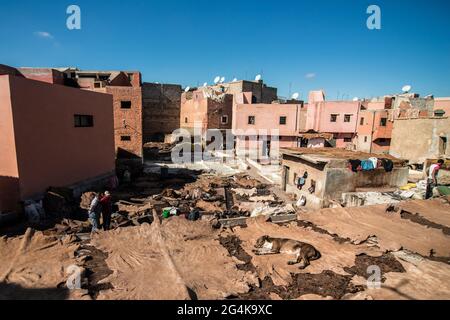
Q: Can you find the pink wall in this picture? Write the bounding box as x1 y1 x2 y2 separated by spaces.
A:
232 102 303 136
306 100 360 133
180 91 210 132
0 76 20 212
180 90 233 133
5 75 115 201
434 98 450 115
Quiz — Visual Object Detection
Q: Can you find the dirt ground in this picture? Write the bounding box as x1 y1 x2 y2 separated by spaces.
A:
1 165 449 300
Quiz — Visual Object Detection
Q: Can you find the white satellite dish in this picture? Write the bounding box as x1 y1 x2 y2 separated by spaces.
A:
402 85 412 93
220 77 225 83
255 74 262 81
291 92 300 100
353 97 359 102
232 78 238 82
184 86 190 93
203 82 208 87
214 76 221 84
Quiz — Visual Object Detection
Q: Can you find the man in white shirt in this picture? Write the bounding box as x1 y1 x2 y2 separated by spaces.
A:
426 159 444 199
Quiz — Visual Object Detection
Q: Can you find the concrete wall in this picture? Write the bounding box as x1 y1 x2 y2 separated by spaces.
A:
390 117 450 164
142 83 182 142
6 75 116 202
18 68 65 85
281 154 409 208
282 155 327 209
324 163 409 202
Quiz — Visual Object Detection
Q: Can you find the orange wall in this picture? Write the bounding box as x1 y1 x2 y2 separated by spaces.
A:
0 76 20 212
8 75 115 200
180 91 209 132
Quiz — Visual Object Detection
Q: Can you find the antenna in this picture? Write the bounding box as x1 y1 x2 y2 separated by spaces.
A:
255 74 262 81
214 76 220 84
184 86 190 93
402 85 412 93
291 92 300 100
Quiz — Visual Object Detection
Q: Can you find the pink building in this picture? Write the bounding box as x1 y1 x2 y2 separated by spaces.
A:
0 71 115 215
180 88 233 136
305 90 360 148
434 97 450 116
232 92 305 157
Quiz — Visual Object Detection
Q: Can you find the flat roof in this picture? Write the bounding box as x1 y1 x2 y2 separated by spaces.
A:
281 147 405 165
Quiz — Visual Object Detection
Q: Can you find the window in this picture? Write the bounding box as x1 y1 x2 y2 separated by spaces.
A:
221 115 228 124
185 117 188 124
364 136 368 143
248 116 256 125
344 114 352 123
279 116 287 125
121 101 132 109
74 115 94 128
330 114 338 122
251 95 258 104
121 136 131 141
380 118 387 126
360 117 365 126
344 137 352 143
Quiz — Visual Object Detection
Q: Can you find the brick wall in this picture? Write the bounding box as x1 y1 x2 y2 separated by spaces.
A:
106 86 143 159
142 83 182 142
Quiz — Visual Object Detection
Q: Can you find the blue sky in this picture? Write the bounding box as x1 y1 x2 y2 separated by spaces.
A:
0 0 449 99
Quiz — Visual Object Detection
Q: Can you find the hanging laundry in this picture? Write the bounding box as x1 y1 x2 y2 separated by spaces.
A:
348 160 362 173
361 160 375 171
381 158 394 172
369 157 378 169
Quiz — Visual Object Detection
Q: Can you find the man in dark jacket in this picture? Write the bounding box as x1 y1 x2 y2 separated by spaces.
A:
100 191 113 231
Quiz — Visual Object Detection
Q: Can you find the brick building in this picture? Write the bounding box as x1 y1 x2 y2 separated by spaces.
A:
0 71 115 214
64 69 144 160
142 83 182 142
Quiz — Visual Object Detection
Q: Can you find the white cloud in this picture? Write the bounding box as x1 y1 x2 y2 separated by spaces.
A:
34 31 54 39
305 73 316 79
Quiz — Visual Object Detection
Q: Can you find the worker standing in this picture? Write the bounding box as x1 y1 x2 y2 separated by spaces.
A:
88 193 101 233
426 159 444 199
100 191 113 231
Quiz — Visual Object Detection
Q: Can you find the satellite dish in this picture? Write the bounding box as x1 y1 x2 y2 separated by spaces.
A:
184 86 190 93
291 92 300 100
203 82 208 87
220 77 225 83
214 76 220 84
232 78 238 82
255 74 262 81
402 85 412 93
353 97 359 102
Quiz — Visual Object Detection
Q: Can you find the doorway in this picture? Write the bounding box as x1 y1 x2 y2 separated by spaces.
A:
439 136 447 155
283 166 290 192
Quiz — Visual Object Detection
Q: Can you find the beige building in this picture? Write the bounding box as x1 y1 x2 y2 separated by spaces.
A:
390 115 450 165
281 148 408 209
